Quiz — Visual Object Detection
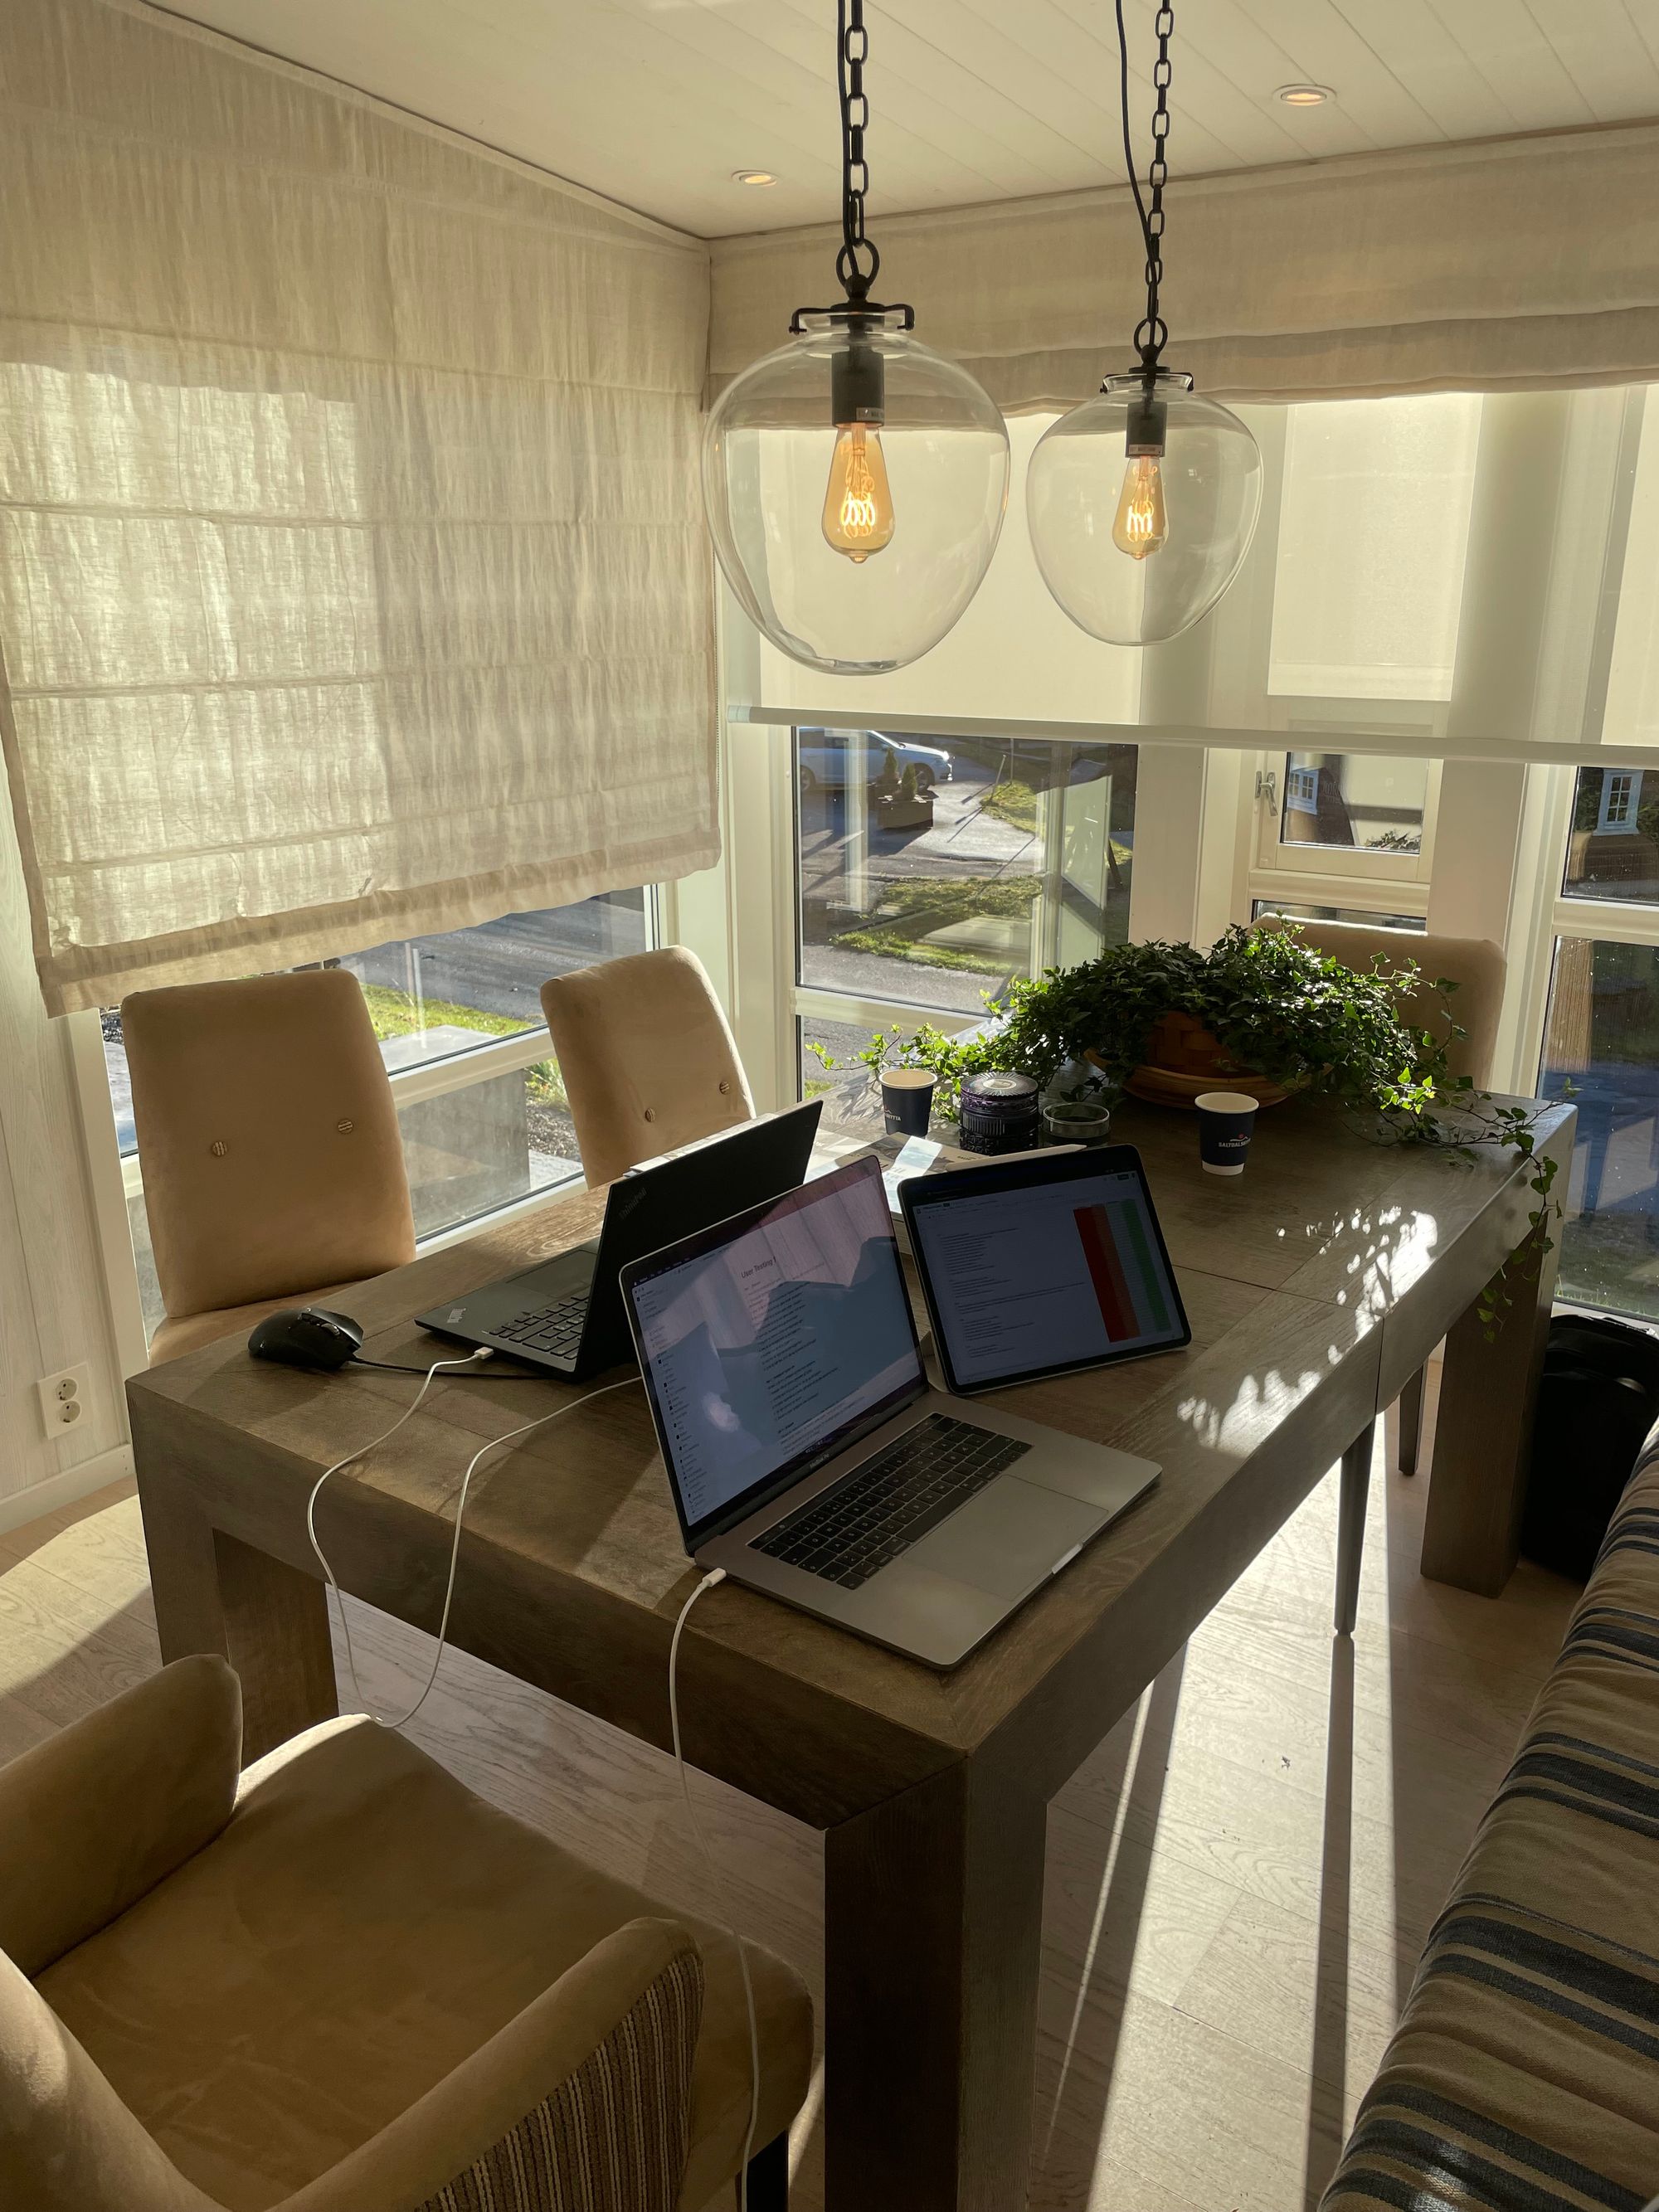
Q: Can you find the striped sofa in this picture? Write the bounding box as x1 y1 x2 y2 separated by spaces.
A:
1324 1451 1659 2212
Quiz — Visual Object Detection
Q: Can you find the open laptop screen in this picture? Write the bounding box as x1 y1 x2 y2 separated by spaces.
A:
902 1148 1190 1393
623 1156 925 1547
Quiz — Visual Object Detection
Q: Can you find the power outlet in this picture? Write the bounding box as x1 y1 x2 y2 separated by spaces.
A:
36 1364 91 1441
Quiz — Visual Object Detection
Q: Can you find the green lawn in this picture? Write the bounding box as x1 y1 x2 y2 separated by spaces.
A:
358 983 567 1108
980 778 1039 834
830 874 1042 974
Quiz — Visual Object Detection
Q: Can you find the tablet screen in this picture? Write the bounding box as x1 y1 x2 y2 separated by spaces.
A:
907 1162 1187 1388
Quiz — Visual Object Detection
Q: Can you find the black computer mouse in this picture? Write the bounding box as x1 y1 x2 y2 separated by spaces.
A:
247 1306 365 1371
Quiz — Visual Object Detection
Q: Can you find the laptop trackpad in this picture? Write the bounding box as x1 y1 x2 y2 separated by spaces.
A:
907 1477 1102 1602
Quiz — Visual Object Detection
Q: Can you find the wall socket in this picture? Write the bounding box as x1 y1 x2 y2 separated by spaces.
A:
36 1364 91 1441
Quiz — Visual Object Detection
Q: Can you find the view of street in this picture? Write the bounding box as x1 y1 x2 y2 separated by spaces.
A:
796 732 1134 1017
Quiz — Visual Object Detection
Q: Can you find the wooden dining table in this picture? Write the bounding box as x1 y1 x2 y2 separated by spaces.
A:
129 1091 1574 2212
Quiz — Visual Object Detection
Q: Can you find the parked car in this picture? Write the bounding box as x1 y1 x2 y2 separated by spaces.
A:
796 727 954 795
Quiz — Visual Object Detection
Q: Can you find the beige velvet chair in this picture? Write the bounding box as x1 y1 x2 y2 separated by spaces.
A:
541 948 756 1188
1259 914 1508 1474
123 970 417 1363
0 1659 811 2212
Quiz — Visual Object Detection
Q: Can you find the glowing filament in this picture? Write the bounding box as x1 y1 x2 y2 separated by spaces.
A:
822 423 896 562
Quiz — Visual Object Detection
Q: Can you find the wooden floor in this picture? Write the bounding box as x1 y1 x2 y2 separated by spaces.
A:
0 1364 1580 2212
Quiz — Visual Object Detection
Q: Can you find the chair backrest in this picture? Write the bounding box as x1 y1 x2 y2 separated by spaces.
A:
1257 915 1506 1087
540 948 755 1187
122 970 416 1322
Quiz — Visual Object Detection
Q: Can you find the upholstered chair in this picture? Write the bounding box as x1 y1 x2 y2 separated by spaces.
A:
1259 914 1508 1473
0 1659 811 2212
541 948 756 1188
122 970 417 1363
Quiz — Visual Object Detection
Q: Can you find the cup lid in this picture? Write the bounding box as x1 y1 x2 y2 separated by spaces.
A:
963 1071 1039 1100
1194 1090 1259 1113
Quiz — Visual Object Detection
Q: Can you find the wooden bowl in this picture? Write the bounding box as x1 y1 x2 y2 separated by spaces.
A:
1087 1012 1295 1111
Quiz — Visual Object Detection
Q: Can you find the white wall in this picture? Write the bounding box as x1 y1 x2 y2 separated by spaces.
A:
0 790 129 1532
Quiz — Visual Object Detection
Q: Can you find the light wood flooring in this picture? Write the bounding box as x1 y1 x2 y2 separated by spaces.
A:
0 1365 1581 2212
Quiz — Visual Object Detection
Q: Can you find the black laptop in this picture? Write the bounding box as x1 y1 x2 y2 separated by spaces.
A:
416 1101 822 1379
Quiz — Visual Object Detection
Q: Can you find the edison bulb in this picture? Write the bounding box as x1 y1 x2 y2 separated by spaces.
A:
822 423 895 562
1112 455 1168 559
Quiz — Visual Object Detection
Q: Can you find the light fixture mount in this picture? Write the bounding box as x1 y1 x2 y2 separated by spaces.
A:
699 0 1009 673
1025 1 1262 645
1276 82 1335 105
730 168 778 186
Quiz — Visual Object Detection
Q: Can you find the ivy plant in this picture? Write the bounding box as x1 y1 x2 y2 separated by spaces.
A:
883 924 1567 1334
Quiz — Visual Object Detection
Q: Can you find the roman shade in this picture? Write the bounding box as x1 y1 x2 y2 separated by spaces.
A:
0 0 718 1015
711 123 1659 414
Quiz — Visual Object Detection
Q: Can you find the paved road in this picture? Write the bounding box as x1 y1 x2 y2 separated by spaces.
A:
345 893 645 1026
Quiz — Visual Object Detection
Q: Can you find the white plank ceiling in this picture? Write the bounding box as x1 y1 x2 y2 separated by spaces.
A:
162 0 1659 238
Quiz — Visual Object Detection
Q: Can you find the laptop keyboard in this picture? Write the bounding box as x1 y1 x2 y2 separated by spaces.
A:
485 1292 590 1361
752 1415 1030 1591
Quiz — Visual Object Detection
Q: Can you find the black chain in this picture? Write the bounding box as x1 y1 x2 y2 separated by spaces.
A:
1114 0 1174 373
836 0 880 302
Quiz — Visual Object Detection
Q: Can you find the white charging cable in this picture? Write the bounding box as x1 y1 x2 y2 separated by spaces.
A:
669 1568 764 2212
305 1354 640 1733
308 1361 766 2202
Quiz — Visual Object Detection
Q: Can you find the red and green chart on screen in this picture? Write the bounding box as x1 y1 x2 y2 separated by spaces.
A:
907 1164 1187 1389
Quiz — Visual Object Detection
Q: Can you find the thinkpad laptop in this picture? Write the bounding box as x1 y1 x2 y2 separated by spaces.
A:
416 1101 821 1380
620 1151 1162 1669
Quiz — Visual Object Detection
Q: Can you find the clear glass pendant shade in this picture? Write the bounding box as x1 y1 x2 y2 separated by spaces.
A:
702 309 1010 674
1026 374 1263 646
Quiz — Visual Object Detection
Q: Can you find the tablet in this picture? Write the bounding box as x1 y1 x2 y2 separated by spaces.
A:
898 1145 1191 1396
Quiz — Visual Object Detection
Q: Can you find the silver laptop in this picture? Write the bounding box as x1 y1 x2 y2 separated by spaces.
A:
620 1152 1161 1669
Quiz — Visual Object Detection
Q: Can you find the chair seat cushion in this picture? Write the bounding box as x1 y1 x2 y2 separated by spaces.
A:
1322 1454 1659 2210
36 1714 812 2212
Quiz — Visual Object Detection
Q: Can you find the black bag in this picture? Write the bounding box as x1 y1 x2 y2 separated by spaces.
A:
1521 1314 1659 1579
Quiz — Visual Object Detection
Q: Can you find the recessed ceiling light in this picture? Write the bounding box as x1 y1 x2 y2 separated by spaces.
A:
1276 83 1335 107
731 168 778 187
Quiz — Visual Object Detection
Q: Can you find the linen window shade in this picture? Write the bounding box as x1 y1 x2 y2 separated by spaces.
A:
0 0 717 1017
711 124 1659 414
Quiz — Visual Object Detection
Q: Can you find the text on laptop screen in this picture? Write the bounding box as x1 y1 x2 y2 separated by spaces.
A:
908 1168 1185 1385
629 1164 924 1536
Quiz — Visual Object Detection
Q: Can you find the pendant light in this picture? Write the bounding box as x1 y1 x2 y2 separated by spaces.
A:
1026 2 1262 648
701 0 1010 675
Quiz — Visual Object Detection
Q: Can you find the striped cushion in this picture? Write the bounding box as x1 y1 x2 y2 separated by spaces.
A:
416 1944 703 2212
1324 1451 1659 2212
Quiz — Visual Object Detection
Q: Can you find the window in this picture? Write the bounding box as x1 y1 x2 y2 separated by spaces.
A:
1251 900 1426 933
1540 936 1659 1320
1601 774 1638 831
1564 768 1659 902
101 889 654 1337
796 729 1133 1016
792 728 1135 1126
1276 752 1428 856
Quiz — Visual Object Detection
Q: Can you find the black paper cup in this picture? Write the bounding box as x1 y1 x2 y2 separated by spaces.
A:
881 1067 936 1136
1194 1089 1258 1177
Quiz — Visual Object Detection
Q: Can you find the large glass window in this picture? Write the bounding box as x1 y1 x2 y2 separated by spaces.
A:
1276 751 1429 855
1539 936 1659 1319
338 892 647 1074
1562 766 1659 904
795 727 1134 1016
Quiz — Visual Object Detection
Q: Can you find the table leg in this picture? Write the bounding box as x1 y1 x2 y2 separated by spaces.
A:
824 1757 1046 2212
1335 1419 1375 1636
139 1462 338 1761
1396 1364 1426 1476
1420 1213 1563 1597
